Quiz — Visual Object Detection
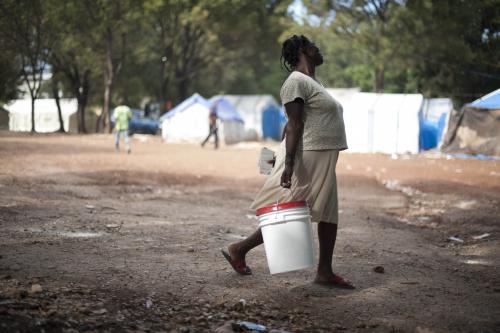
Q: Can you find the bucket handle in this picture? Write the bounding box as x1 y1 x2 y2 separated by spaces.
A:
275 187 295 212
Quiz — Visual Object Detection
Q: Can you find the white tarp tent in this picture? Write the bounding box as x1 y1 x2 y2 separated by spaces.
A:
160 93 245 145
217 95 281 141
5 98 77 132
328 91 423 154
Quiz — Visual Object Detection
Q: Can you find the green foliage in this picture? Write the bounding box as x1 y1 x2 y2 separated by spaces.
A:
299 0 500 101
0 49 21 103
1 0 499 114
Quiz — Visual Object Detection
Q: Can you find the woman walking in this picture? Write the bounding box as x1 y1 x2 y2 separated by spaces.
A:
222 35 353 289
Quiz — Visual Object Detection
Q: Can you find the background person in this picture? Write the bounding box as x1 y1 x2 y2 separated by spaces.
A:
112 104 132 154
201 101 219 149
222 35 354 288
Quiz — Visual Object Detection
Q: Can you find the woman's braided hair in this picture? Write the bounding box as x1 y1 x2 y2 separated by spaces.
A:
280 35 312 72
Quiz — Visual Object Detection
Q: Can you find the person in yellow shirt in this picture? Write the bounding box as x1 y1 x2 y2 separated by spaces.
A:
112 105 132 154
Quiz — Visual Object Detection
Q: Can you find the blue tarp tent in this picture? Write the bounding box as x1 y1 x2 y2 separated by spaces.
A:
215 95 284 141
419 98 453 150
262 106 287 141
468 88 500 109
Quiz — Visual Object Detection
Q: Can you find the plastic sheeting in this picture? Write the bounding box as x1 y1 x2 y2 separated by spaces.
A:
468 88 500 109
442 107 500 157
419 98 453 150
328 91 423 154
262 105 287 140
5 98 77 132
442 89 500 157
217 95 283 141
209 97 244 123
160 93 245 145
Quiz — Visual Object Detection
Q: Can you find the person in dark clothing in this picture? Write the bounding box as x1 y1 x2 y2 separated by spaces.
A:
201 102 219 149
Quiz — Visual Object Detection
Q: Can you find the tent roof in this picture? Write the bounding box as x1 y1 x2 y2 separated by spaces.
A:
160 93 244 123
209 97 244 123
159 93 210 123
214 95 279 114
468 88 500 110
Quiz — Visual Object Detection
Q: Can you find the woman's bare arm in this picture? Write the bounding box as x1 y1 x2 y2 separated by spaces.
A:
281 99 304 188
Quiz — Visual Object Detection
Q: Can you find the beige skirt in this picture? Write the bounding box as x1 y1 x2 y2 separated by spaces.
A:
250 146 340 224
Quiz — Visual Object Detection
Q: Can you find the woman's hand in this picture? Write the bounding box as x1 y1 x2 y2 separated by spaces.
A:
280 164 294 188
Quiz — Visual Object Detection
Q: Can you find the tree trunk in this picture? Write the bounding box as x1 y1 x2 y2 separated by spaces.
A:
30 96 36 133
77 97 87 133
374 65 385 93
52 76 65 133
101 28 114 133
102 74 113 133
160 59 168 115
178 78 189 101
80 70 90 133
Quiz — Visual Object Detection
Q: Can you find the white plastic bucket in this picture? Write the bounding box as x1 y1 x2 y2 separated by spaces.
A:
257 201 315 274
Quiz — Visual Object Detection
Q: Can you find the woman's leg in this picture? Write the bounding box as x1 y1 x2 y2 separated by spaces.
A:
315 222 338 280
227 228 263 262
314 222 354 288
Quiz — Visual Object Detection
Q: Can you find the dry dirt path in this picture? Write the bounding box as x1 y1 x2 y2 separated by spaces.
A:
0 133 499 333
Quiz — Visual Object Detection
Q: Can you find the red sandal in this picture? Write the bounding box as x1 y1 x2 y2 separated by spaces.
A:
221 249 252 275
314 274 355 289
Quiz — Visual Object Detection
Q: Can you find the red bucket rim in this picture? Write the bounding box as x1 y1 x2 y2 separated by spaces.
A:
256 200 308 216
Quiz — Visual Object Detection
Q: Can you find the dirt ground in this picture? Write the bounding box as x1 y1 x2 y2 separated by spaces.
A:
0 132 499 333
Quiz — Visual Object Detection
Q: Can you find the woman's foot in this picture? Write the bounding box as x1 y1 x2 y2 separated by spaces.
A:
221 244 252 275
314 271 355 289
228 243 245 262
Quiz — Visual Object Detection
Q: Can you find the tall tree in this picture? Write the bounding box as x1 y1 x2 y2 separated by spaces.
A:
0 46 21 103
403 0 500 101
324 0 405 92
139 0 288 107
82 0 140 132
0 0 52 132
45 0 99 133
50 69 65 132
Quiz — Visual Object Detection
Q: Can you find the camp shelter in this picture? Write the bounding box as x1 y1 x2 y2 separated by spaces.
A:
0 107 9 130
419 98 454 150
216 95 285 141
160 93 245 145
328 91 423 154
5 98 77 132
68 107 99 133
442 89 500 156
325 88 360 107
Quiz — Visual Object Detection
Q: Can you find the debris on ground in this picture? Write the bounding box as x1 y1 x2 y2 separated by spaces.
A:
472 233 491 240
29 284 43 294
215 321 236 333
234 320 266 331
448 236 464 243
145 297 153 309
373 266 385 274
